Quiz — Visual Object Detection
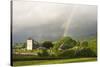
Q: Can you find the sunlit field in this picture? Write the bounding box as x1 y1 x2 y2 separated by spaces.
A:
13 57 97 66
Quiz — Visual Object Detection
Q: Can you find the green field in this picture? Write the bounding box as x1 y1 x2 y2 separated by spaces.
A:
13 57 97 66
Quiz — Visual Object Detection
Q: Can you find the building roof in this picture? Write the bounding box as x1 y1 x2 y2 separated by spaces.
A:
28 37 33 40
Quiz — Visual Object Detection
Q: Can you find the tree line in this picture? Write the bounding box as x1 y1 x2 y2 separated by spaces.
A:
14 36 97 58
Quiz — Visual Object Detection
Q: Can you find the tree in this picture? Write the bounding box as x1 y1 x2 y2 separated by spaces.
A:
81 41 88 47
42 41 53 49
88 38 97 56
22 43 26 48
59 37 77 50
76 41 80 46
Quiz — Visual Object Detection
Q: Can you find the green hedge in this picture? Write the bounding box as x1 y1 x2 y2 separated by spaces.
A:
13 54 68 61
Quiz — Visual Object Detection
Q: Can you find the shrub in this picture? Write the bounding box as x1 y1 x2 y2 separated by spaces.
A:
37 49 49 56
59 49 75 58
75 47 96 57
88 38 97 56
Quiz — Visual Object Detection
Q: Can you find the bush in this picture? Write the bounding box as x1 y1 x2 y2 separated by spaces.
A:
59 47 96 58
88 38 97 56
59 49 75 58
37 49 49 56
75 47 96 57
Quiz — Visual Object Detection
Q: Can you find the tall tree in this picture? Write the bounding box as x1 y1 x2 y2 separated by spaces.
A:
42 41 53 49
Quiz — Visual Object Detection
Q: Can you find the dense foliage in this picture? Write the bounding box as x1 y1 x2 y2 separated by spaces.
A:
42 41 53 49
13 36 97 61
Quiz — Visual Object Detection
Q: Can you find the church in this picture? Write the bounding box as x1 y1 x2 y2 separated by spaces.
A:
27 37 33 50
26 37 39 50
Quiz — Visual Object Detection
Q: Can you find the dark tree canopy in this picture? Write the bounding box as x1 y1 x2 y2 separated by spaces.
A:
81 41 88 47
42 41 53 49
59 37 77 50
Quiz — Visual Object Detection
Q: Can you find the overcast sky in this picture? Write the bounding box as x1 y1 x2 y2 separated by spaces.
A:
12 1 97 43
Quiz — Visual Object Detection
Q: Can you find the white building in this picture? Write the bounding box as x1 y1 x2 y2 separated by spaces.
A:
27 38 33 50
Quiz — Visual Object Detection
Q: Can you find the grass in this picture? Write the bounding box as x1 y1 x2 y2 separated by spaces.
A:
13 57 97 66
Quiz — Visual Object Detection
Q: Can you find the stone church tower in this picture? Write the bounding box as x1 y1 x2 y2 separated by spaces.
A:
27 37 33 50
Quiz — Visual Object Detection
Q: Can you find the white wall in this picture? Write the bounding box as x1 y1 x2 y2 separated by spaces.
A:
27 40 33 50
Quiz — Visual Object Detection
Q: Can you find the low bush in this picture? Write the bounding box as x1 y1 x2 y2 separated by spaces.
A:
37 49 49 56
59 49 75 58
75 48 96 57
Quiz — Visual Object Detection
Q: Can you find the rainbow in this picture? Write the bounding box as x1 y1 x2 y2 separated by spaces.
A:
63 5 78 36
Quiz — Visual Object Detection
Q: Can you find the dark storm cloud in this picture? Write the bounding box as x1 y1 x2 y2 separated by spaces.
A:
12 1 97 43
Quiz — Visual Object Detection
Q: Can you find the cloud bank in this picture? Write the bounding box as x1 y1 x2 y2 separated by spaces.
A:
12 1 97 43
